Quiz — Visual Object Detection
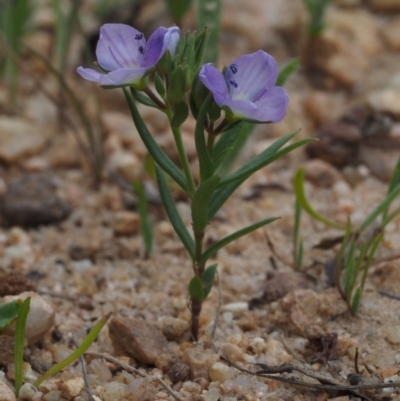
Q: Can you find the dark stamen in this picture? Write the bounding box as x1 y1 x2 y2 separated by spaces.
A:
230 64 238 74
139 46 144 54
229 80 238 88
135 33 143 40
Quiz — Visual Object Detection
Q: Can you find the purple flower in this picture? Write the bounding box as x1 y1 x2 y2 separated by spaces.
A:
77 24 180 87
199 50 289 123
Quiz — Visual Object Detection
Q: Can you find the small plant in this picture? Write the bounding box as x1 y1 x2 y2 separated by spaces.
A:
302 0 333 38
294 161 400 313
0 0 33 111
77 22 311 341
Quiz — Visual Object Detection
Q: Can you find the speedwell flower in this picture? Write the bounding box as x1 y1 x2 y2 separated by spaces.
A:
77 24 180 87
198 50 289 123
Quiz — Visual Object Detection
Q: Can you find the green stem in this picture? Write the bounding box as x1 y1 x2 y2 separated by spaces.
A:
207 133 216 154
167 111 196 196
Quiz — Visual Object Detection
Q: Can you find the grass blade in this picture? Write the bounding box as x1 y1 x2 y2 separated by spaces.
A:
35 312 112 387
359 183 400 232
14 297 30 396
294 168 345 230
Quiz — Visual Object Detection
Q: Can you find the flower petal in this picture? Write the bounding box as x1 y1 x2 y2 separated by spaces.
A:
198 64 229 105
97 67 149 87
76 67 102 83
220 98 257 120
144 26 180 68
252 86 289 123
96 24 145 71
225 50 278 102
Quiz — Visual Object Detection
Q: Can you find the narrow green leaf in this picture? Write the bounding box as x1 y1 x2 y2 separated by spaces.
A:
294 198 302 269
351 287 362 313
200 217 279 264
208 137 312 219
35 312 112 387
387 157 400 194
0 301 21 330
132 180 153 255
276 58 300 87
195 96 214 181
294 168 345 230
167 66 186 104
296 239 304 270
130 87 158 108
123 88 188 192
343 240 356 297
212 122 244 161
188 276 205 302
334 218 352 293
219 131 306 187
154 72 166 99
382 206 400 229
217 122 255 176
212 147 233 170
197 0 222 63
360 232 383 290
14 297 30 396
156 165 195 259
171 101 189 128
202 264 217 299
192 175 221 234
166 0 193 23
359 183 400 232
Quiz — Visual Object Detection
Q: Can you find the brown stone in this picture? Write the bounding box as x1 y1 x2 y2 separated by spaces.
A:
108 316 168 365
304 159 343 188
0 272 36 296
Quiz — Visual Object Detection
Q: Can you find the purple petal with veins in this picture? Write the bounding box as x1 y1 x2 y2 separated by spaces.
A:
77 24 180 88
199 50 289 123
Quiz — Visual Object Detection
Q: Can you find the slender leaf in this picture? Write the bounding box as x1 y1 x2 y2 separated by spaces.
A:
351 287 362 313
197 0 222 63
14 297 30 396
208 137 312 219
294 168 345 230
195 96 214 181
343 240 356 297
382 157 400 221
130 87 158 108
334 218 352 294
200 217 279 264
219 130 301 187
132 180 153 255
192 174 221 234
294 198 302 269
156 165 195 259
123 88 188 191
359 183 400 232
202 264 217 299
0 301 21 330
276 58 300 87
166 0 193 23
35 312 112 387
188 276 204 302
212 122 244 162
217 122 255 175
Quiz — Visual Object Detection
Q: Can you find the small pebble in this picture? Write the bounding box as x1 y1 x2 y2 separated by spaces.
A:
209 362 235 383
